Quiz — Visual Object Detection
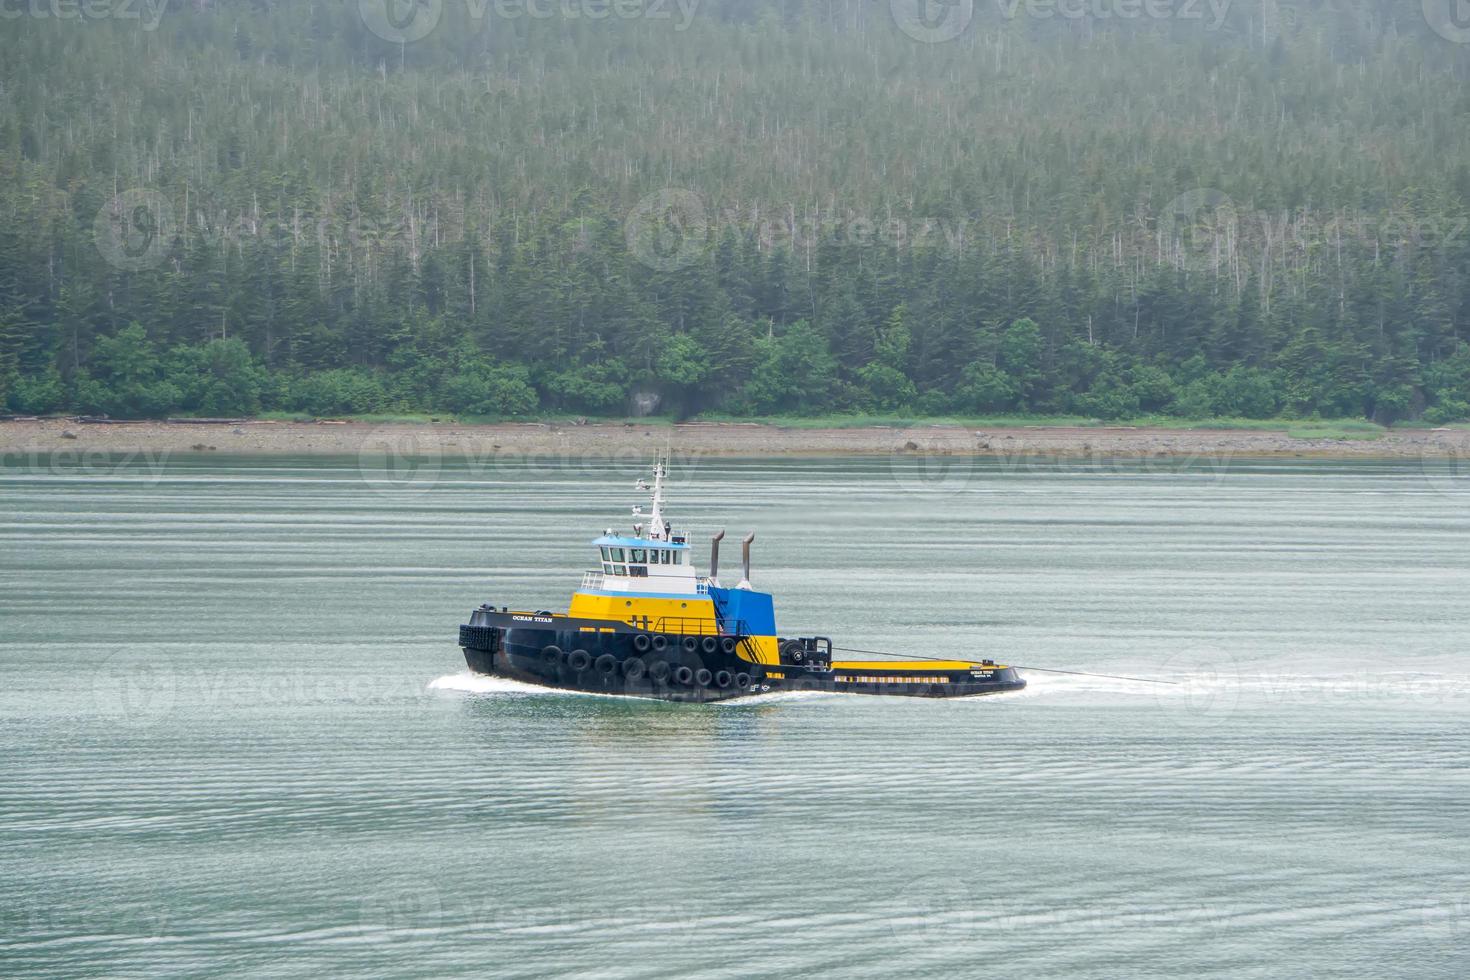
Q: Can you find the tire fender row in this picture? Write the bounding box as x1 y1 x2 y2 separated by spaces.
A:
540 644 751 691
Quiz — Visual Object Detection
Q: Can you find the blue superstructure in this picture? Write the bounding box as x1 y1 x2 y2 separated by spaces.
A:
708 586 777 636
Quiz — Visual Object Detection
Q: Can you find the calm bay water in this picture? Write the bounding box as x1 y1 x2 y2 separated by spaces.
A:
3 449 1469 977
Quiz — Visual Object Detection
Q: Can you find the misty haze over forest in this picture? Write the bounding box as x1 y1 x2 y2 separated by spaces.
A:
2 0 1469 424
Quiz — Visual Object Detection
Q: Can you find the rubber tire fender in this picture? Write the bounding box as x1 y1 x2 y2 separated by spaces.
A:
672 665 695 686
649 659 670 683
734 672 751 689
651 634 670 652
595 653 618 675
567 649 592 672
701 636 719 655
632 633 652 653
695 668 713 687
681 636 700 654
714 670 732 689
623 657 647 681
719 636 737 655
541 645 562 666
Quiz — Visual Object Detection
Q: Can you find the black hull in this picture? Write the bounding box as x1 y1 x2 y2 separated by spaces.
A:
458 613 1026 702
463 626 761 703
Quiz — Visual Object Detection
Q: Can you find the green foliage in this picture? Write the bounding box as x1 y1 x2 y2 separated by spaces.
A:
7 367 63 414
741 321 838 415
546 360 630 413
440 362 538 417
1422 344 1470 422
0 4 1467 423
1074 377 1141 421
954 363 1018 414
164 339 266 416
289 370 388 417
656 335 708 389
999 319 1046 411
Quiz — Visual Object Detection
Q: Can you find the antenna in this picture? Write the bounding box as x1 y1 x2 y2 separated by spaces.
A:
644 453 668 541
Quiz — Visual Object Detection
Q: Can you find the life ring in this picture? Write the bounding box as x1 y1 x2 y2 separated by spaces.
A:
651 634 670 652
567 649 592 672
734 672 751 689
632 633 652 652
695 668 713 687
623 657 647 681
595 654 618 675
649 660 670 682
541 645 562 666
681 636 699 654
714 670 732 689
701 636 718 655
780 639 806 663
719 637 737 655
673 665 694 685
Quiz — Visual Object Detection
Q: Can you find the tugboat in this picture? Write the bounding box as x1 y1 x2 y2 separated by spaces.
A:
457 459 1026 702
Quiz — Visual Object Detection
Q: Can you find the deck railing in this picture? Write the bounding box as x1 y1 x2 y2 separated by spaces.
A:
580 570 604 590
651 615 748 637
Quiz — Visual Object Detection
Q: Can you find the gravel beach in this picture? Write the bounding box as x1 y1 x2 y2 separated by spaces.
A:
3 417 1469 461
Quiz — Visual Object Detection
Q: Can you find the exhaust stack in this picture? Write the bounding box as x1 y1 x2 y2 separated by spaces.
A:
708 528 726 588
738 532 755 590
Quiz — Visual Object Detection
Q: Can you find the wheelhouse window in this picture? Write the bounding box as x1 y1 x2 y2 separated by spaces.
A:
612 564 627 576
600 546 611 561
630 548 646 564
610 548 625 562
602 563 615 575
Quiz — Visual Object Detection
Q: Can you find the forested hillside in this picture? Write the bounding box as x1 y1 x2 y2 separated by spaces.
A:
3 0 1469 421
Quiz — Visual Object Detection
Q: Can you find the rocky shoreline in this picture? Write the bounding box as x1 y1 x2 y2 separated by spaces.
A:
3 417 1469 460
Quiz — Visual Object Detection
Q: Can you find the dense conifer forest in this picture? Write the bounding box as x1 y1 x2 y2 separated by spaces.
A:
2 0 1469 421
